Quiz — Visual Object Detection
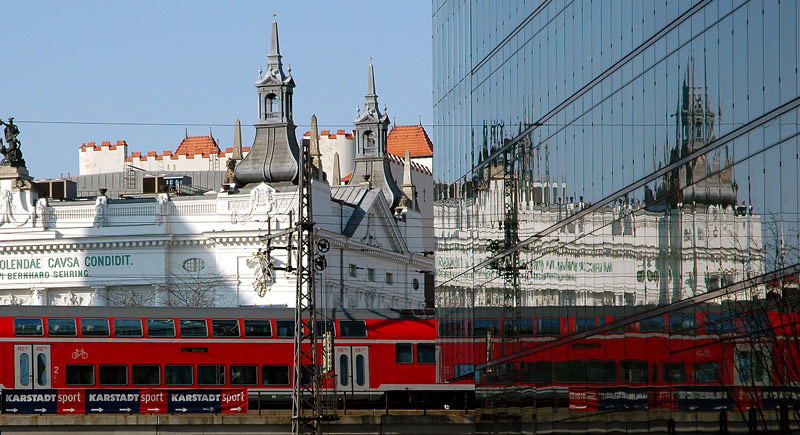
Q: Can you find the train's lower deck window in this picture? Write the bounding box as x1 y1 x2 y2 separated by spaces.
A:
197 365 225 385
165 365 193 385
262 365 290 385
230 365 257 385
99 365 128 385
66 365 94 385
132 365 160 385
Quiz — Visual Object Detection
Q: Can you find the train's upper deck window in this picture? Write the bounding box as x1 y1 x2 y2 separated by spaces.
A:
504 319 534 337
81 318 110 337
147 319 176 337
315 320 335 336
276 320 294 337
14 318 43 336
243 320 272 337
340 320 367 338
48 318 77 336
211 319 240 337
180 319 208 337
537 318 561 336
114 318 143 337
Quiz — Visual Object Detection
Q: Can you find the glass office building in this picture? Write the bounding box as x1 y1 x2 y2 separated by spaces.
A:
433 0 800 431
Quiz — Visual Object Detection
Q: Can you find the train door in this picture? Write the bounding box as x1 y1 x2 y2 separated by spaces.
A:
13 344 51 389
335 346 370 394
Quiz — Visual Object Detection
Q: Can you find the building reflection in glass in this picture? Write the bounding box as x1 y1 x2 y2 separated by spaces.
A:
434 0 800 429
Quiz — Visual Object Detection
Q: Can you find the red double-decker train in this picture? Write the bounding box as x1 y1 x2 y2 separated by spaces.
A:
0 306 471 409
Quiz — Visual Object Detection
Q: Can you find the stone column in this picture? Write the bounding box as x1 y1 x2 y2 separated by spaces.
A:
91 286 107 306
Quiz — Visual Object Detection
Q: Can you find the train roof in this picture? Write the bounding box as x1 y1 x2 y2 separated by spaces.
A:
0 306 435 320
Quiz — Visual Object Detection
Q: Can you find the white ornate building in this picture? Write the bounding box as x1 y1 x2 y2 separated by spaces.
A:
0 20 434 309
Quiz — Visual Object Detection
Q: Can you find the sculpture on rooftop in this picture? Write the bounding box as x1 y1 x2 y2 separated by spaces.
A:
0 117 25 168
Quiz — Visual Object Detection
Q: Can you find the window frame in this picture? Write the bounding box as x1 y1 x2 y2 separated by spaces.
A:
276 320 295 338
211 319 241 338
47 318 77 337
81 318 110 337
113 318 143 338
146 318 176 338
132 364 161 386
65 364 95 386
243 319 273 337
395 343 414 364
14 318 44 336
98 364 128 386
339 320 368 338
179 319 208 338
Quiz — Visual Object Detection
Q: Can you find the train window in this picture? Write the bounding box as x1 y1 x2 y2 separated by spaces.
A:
575 317 595 333
454 364 474 378
65 365 94 385
340 320 367 338
745 314 768 336
37 352 48 386
197 365 225 385
165 365 193 385
179 319 208 337
146 319 175 337
663 363 687 382
504 319 534 337
473 319 501 338
737 350 766 382
355 355 365 386
262 365 290 385
396 343 413 364
438 319 464 337
537 318 560 336
212 319 240 337
230 365 258 385
640 316 666 333
315 320 335 336
521 361 553 384
340 355 349 386
417 344 436 364
621 360 648 384
47 318 77 336
99 365 128 385
243 320 272 337
113 318 142 337
14 318 43 336
586 360 617 384
705 312 735 334
81 318 110 337
610 318 634 333
276 320 294 337
132 365 161 385
554 361 586 383
669 314 696 335
693 362 719 383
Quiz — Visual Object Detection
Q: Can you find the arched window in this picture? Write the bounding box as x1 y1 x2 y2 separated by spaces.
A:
362 130 376 154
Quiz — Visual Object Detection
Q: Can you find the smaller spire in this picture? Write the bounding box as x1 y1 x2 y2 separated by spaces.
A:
401 150 417 211
332 152 341 185
309 114 323 180
232 119 243 160
270 17 280 57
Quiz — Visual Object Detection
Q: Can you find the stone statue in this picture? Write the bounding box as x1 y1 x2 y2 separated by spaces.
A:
224 158 238 185
0 117 25 167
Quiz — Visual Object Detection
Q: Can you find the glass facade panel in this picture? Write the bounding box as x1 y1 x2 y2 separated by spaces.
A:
434 0 800 427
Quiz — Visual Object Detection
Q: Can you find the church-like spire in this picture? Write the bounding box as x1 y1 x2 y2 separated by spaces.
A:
232 119 243 160
235 19 299 184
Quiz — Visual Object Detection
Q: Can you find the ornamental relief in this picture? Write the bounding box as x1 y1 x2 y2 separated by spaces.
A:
231 183 276 224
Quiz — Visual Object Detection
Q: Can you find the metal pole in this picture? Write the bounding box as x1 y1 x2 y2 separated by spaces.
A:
292 116 320 435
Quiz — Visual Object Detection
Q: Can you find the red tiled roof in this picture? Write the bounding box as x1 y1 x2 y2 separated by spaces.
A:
341 171 353 183
387 125 433 157
175 136 220 156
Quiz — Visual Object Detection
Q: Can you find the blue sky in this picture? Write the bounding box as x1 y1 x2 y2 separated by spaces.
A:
0 1 432 178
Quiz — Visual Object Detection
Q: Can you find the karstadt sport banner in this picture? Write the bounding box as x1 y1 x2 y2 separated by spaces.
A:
1 389 248 414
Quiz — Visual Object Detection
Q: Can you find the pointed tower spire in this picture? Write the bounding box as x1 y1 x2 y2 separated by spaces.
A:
350 61 401 207
332 152 341 185
232 119 243 160
309 114 324 180
235 19 299 184
401 150 417 211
